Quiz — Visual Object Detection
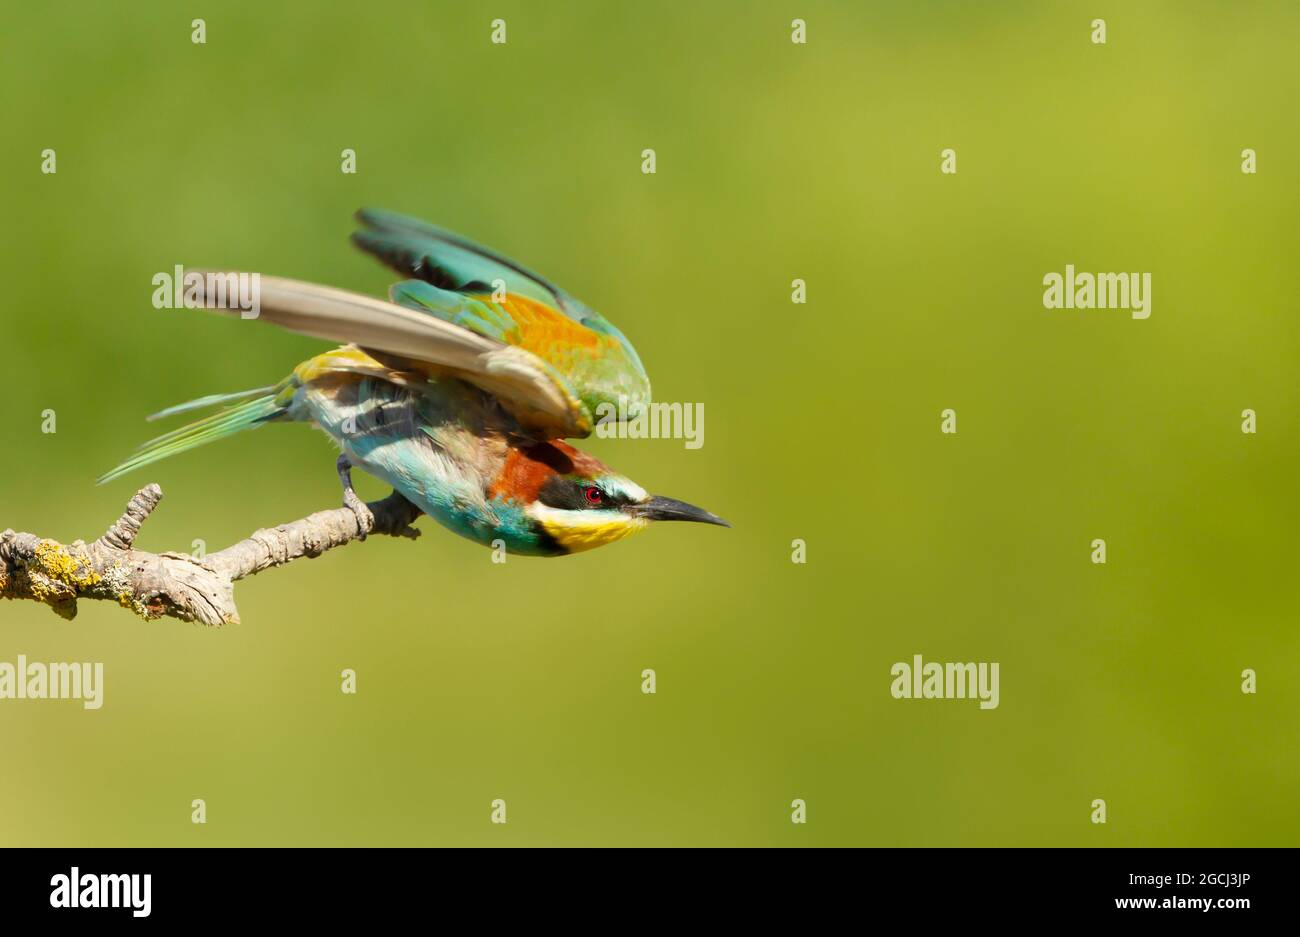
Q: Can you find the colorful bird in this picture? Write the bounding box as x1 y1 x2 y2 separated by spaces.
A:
100 209 728 556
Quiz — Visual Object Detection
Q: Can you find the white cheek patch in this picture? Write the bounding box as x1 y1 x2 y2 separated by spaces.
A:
605 477 648 503
527 505 631 528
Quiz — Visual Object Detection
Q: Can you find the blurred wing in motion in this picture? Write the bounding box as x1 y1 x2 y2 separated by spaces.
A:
352 208 652 427
191 274 586 439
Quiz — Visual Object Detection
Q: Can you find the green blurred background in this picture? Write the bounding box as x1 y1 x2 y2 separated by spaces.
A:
1 1 1296 846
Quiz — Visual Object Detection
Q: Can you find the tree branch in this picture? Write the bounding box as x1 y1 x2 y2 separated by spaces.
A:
0 485 422 626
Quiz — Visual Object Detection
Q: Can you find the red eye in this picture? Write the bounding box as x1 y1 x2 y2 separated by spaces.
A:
584 486 604 505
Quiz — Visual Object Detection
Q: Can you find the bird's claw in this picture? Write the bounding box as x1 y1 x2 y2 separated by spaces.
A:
336 455 374 540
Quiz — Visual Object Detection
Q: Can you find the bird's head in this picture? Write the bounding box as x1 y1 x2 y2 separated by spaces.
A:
491 440 729 555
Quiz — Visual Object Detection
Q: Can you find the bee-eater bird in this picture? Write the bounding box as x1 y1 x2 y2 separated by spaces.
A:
100 209 728 556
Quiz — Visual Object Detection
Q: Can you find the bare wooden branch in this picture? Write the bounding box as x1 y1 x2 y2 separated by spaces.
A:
0 485 422 626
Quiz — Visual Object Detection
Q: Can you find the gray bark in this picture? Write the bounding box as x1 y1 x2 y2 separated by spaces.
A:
0 485 421 625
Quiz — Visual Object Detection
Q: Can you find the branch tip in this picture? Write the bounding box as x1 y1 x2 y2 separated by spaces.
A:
95 484 165 552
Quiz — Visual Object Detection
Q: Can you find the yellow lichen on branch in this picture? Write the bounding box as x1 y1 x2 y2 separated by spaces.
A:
1 483 421 625
3 539 101 620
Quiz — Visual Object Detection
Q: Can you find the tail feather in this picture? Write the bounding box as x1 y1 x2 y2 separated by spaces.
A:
98 388 290 485
146 386 277 422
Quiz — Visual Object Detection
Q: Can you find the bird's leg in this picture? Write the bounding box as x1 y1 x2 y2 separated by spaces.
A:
336 455 374 540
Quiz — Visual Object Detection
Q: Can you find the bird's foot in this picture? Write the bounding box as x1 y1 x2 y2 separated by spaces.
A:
391 493 422 539
336 455 374 540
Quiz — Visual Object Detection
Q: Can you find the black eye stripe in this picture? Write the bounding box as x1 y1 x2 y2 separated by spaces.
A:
537 478 631 510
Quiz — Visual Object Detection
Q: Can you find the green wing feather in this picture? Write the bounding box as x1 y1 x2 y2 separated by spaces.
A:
353 208 566 311
352 209 651 422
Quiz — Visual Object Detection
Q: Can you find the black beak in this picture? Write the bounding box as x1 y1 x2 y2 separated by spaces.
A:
632 495 731 527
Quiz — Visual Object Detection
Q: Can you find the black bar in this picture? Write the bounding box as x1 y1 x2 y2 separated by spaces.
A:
0 847 1282 923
